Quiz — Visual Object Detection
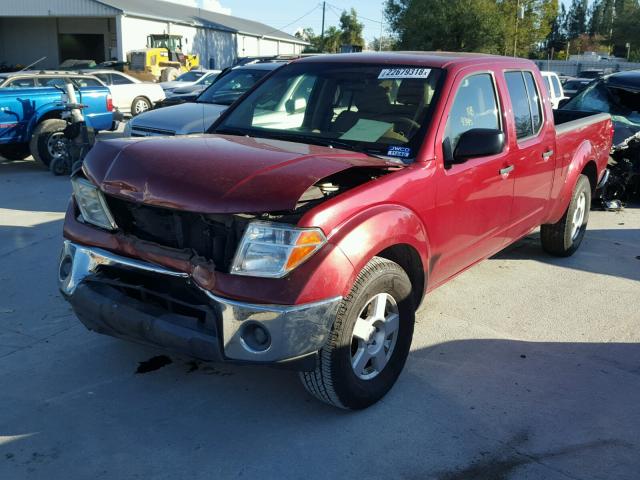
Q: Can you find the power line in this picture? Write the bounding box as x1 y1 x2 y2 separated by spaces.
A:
260 3 323 37
325 2 383 24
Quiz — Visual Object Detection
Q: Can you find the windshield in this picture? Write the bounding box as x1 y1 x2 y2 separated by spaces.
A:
197 68 271 106
176 71 205 82
214 63 443 160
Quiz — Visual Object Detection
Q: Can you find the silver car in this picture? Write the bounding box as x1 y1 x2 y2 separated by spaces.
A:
126 62 284 137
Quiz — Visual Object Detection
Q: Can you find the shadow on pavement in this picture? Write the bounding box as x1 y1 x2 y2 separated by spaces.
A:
1 336 638 479
492 227 640 282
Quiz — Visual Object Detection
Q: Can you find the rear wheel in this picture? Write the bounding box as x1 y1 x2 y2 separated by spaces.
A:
131 96 152 116
29 119 68 167
299 257 415 410
541 174 591 257
0 143 30 160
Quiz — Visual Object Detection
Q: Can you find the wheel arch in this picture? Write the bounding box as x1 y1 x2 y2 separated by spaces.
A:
376 243 426 308
329 204 430 307
546 139 597 224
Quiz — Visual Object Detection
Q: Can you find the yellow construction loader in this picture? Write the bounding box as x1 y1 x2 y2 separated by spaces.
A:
127 34 199 82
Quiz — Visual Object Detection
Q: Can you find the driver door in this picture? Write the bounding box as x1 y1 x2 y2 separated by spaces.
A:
431 71 515 285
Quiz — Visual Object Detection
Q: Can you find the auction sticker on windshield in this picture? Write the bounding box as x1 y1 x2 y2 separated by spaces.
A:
378 68 431 79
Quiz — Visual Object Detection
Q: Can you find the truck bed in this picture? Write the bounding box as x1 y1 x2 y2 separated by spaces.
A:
553 110 611 136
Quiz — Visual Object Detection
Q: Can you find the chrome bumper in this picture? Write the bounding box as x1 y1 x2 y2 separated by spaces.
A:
58 241 341 365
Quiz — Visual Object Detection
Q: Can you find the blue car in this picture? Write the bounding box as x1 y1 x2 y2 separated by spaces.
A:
0 71 116 164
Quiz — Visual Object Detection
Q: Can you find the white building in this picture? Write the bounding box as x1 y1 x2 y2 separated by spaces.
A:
0 0 307 70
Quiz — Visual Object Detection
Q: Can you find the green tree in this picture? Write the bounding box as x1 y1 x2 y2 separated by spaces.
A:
385 0 556 58
611 0 640 60
385 0 505 53
565 0 588 39
369 36 396 51
339 8 365 47
323 26 343 53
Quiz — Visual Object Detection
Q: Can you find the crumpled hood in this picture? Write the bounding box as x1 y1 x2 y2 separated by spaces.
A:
83 134 394 214
130 102 226 134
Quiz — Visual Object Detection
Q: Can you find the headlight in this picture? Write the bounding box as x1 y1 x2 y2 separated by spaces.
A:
122 120 132 137
231 222 326 278
71 177 117 231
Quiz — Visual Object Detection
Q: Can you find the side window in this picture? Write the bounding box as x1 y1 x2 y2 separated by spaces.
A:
7 78 36 88
523 72 542 133
443 73 500 152
551 75 562 97
544 76 553 97
95 73 111 85
505 71 543 139
40 77 66 87
111 73 133 85
72 77 102 87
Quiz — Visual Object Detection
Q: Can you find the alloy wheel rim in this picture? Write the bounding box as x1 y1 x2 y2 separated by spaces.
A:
135 100 149 113
47 132 69 159
350 292 400 380
571 192 586 240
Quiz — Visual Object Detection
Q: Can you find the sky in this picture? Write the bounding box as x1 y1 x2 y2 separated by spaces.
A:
179 0 388 44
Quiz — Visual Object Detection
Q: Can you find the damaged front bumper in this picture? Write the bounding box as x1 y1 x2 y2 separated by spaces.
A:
58 241 341 370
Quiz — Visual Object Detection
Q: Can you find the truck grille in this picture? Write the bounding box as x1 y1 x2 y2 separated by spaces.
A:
129 52 147 71
105 195 249 272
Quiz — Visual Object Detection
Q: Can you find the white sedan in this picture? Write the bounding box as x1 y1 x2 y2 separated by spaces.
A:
85 70 166 116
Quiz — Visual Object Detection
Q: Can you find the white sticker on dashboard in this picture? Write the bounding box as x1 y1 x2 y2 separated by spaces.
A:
378 68 432 79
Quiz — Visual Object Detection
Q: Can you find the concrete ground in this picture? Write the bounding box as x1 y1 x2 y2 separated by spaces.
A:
0 147 639 479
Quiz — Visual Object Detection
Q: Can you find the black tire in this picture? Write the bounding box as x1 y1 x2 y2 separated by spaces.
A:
160 67 179 82
0 143 30 160
131 96 152 116
541 174 591 257
29 119 68 167
49 156 69 176
300 257 415 410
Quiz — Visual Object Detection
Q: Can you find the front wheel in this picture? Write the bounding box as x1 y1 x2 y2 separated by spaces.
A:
541 174 591 257
29 119 68 167
300 257 415 409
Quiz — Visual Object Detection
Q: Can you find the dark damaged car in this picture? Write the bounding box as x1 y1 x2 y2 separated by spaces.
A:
561 70 640 204
59 53 612 409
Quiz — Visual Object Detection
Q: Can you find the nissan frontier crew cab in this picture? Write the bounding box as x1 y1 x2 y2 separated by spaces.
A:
59 52 612 409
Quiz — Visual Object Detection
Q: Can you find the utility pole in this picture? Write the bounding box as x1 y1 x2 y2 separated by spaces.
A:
379 7 383 51
320 1 326 52
513 0 524 57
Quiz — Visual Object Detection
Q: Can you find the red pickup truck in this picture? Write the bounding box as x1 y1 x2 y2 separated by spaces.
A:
59 52 612 409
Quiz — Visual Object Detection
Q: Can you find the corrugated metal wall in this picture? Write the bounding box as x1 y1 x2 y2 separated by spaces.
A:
0 0 117 16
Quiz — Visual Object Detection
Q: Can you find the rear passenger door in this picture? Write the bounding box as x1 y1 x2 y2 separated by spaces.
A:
503 70 555 239
432 71 514 283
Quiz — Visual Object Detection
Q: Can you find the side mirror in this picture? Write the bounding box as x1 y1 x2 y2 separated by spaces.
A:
558 98 570 109
450 128 505 164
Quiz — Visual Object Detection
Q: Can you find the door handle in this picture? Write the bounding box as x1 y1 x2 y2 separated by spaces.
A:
542 150 554 160
500 165 514 176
